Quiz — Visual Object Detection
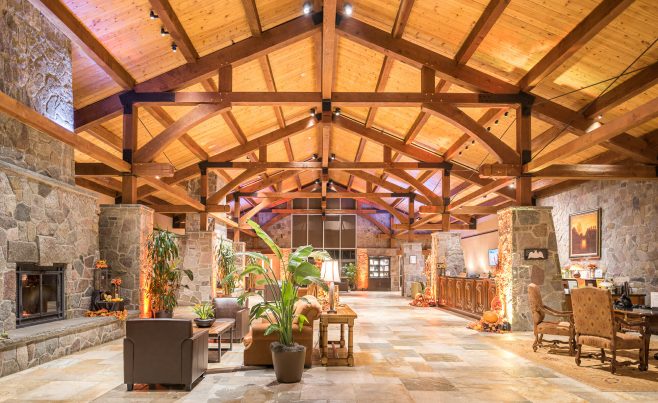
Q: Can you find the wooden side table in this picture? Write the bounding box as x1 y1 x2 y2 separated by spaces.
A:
319 305 357 367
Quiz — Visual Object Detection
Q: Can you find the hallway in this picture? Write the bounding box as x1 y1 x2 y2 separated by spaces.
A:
0 292 656 402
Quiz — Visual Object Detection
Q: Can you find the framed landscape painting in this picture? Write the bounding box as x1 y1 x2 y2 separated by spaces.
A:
569 208 601 259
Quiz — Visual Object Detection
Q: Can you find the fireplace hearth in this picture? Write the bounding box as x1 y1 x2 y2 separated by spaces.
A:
16 264 65 327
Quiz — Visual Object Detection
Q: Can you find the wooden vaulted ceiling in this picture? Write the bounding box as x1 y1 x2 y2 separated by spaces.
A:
20 0 658 232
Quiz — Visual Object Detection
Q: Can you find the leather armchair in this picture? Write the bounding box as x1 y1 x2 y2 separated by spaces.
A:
124 319 208 391
528 283 575 355
243 295 321 368
213 297 249 341
571 287 647 373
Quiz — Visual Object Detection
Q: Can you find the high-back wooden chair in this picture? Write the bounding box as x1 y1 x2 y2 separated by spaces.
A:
528 283 575 355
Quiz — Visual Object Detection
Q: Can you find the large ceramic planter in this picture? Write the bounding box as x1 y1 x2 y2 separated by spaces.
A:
271 342 306 383
194 318 216 328
153 310 173 318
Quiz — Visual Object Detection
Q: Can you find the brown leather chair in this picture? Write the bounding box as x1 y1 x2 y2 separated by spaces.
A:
243 295 321 368
213 297 249 341
124 319 208 391
528 283 575 355
571 287 647 373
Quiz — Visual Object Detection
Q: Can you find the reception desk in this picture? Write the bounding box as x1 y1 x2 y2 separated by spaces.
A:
437 274 497 319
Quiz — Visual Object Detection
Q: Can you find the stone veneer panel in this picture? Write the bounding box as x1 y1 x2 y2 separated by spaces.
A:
497 207 563 331
179 231 218 305
537 180 658 296
0 0 74 184
432 232 466 276
0 163 99 332
99 205 153 314
401 243 424 297
182 173 227 238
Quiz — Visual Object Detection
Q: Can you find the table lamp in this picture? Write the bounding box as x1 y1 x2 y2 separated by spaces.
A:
321 260 341 314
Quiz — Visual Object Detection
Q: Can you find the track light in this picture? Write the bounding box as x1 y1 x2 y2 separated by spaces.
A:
494 119 499 125
330 153 336 161
482 195 487 199
171 43 177 52
309 107 316 117
465 145 469 150
486 126 491 131
597 114 603 120
303 2 312 14
471 140 475 145
312 153 318 160
458 151 462 155
334 107 341 116
504 111 509 117
328 179 334 186
149 10 158 19
155 175 160 180
509 183 515 189
160 27 169 36
344 3 353 16
315 179 321 185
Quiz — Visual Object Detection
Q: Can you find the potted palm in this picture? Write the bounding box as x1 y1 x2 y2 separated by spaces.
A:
216 238 238 296
343 263 356 291
238 220 328 383
146 228 193 318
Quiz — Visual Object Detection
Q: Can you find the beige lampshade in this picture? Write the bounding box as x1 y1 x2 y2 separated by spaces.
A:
321 260 341 283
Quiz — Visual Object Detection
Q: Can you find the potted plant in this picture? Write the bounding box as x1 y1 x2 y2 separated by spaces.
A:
238 220 328 383
193 302 215 328
342 263 356 291
146 228 193 318
216 238 238 296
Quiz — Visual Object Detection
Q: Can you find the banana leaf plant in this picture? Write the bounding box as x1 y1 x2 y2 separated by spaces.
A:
238 220 329 347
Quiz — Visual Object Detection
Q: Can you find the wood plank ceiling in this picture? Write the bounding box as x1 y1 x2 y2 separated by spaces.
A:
16 0 658 237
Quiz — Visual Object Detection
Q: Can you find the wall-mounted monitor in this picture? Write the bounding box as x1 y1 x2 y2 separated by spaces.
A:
488 249 498 266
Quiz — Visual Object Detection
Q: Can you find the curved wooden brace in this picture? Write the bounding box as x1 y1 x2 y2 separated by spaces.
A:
207 167 266 204
422 103 519 163
384 169 442 205
240 198 284 224
135 102 230 162
364 196 407 224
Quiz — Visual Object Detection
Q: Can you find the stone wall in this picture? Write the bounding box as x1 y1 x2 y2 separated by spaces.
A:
99 205 153 314
179 231 218 305
497 207 563 331
432 232 466 276
401 243 424 296
0 0 74 184
182 173 227 238
537 180 658 296
0 162 99 332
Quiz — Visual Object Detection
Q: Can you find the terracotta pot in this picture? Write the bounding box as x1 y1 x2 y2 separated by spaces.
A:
194 318 215 328
153 310 173 318
270 342 306 383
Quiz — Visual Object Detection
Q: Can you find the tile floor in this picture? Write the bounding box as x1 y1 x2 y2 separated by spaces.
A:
1 291 657 402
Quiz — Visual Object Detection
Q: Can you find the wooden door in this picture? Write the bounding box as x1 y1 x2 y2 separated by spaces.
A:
367 256 391 291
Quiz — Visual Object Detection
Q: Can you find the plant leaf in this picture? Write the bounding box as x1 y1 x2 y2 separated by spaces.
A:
247 220 282 260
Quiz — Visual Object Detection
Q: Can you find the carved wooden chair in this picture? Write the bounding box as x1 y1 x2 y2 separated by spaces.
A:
528 283 575 355
571 287 647 373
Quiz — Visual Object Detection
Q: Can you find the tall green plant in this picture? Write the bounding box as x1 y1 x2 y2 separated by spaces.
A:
343 263 356 290
238 220 329 347
216 238 238 295
146 228 193 313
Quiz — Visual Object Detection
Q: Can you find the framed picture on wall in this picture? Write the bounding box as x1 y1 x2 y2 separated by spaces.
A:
569 208 601 259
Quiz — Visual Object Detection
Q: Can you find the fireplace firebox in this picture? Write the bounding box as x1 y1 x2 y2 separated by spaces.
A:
16 263 65 327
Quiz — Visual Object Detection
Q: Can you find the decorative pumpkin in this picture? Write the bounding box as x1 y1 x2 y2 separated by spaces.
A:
482 310 499 324
414 292 423 300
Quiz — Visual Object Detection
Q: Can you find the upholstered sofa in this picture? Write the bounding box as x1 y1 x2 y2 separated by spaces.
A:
124 319 208 391
213 297 249 341
243 295 321 368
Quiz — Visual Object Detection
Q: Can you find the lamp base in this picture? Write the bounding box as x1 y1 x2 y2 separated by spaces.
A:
327 309 337 314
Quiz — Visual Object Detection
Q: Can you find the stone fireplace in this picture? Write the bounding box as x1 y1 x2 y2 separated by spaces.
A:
15 264 65 327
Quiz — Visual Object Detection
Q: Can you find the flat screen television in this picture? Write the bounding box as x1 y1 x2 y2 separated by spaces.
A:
488 249 498 266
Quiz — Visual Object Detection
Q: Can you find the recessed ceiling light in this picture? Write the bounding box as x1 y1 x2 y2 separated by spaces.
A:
504 111 509 117
171 43 177 52
303 2 312 15
334 107 341 116
597 114 603 120
309 107 316 117
344 3 353 16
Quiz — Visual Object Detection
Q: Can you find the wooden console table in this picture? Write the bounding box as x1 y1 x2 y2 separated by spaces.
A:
319 305 357 367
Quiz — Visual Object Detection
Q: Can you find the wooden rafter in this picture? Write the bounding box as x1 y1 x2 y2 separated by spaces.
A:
207 168 266 205
148 0 198 62
454 0 510 64
321 0 337 99
145 106 209 160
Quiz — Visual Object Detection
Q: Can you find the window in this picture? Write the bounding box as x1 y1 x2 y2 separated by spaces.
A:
292 215 308 247
323 215 340 248
369 257 390 279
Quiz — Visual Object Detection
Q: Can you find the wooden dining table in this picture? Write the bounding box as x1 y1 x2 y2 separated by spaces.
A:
615 308 658 364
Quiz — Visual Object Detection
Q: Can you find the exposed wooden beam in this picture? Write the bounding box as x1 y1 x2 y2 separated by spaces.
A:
132 162 175 177
236 192 412 199
28 0 135 89
148 204 231 213
385 169 442 205
74 13 321 130
533 164 657 180
75 163 119 176
419 205 511 215
392 223 472 231
322 0 337 98
86 125 122 151
203 161 450 170
422 103 519 163
519 0 634 90
583 61 658 118
134 103 230 162
443 108 505 160
149 0 199 62
144 106 209 160
526 98 658 172
358 212 391 235
0 91 130 172
448 178 514 210
140 176 204 210
207 168 266 205
75 177 118 198
240 0 262 36
454 0 510 64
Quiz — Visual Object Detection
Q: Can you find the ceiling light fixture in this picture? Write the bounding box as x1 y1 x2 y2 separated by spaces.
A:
149 10 158 19
471 140 475 145
504 111 509 117
171 43 177 52
330 153 336 161
160 27 169 36
509 183 515 189
303 2 312 15
494 119 499 125
315 179 321 185
486 126 491 131
597 114 603 120
309 107 316 117
334 107 341 116
312 153 318 160
344 3 353 16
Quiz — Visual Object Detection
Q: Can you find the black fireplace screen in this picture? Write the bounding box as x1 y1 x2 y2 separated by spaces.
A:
16 264 65 327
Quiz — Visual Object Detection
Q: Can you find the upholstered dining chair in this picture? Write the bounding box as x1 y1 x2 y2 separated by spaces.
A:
571 287 647 373
528 283 575 355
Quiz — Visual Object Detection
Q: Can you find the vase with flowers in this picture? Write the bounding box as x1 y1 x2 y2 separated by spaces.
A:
111 278 122 299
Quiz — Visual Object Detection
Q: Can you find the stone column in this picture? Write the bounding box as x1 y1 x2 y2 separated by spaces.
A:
182 172 226 237
432 232 465 276
402 243 425 297
179 231 219 305
497 206 563 331
99 205 153 315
